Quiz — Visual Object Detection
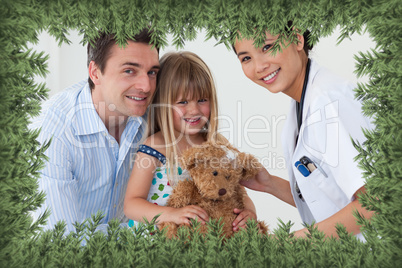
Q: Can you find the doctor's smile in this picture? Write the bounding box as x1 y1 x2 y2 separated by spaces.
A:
261 68 281 84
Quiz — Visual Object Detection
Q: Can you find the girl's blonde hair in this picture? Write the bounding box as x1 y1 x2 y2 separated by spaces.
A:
147 51 223 184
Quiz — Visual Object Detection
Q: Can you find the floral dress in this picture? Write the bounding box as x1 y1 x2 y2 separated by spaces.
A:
128 144 189 228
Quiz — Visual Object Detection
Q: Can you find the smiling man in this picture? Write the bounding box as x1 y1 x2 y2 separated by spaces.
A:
30 28 160 233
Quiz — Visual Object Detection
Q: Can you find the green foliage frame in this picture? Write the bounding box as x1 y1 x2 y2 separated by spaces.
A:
1 0 401 266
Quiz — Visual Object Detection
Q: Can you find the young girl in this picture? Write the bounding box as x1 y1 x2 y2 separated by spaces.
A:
124 51 257 231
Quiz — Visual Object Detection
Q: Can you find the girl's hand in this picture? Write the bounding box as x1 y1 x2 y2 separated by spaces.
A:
169 205 209 225
232 208 257 231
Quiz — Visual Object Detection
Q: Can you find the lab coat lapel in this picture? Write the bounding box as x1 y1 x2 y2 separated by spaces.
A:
281 100 298 161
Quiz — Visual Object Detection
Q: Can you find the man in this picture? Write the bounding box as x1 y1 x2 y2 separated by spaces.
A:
31 28 160 233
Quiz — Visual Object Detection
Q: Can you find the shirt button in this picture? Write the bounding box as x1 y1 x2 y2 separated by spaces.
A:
113 204 116 208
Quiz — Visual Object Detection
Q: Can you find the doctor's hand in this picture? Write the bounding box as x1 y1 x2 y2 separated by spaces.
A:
240 168 272 193
241 168 296 207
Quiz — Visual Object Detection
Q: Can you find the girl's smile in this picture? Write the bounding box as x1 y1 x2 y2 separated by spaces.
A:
173 94 211 137
184 117 203 125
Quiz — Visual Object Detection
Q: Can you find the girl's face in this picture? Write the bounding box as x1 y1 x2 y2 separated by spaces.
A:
172 93 211 138
234 32 305 101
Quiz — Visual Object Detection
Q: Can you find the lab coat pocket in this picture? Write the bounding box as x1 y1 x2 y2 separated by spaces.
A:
308 168 349 210
296 169 341 222
296 169 325 203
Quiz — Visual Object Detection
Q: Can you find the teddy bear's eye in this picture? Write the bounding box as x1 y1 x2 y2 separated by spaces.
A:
212 171 218 176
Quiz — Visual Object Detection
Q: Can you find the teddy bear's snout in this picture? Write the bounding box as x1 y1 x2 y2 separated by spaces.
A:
218 188 227 196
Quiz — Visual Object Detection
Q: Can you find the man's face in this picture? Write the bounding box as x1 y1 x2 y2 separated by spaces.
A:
91 41 160 121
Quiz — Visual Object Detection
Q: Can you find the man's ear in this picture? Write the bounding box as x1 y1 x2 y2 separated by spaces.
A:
88 61 101 86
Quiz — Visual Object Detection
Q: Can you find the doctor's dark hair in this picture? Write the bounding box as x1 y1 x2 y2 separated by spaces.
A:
286 21 313 56
232 21 313 56
87 28 159 90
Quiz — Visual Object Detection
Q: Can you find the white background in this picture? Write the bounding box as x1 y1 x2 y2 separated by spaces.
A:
30 27 375 232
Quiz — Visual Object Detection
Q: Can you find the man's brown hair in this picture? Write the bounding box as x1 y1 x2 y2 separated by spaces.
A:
87 28 159 90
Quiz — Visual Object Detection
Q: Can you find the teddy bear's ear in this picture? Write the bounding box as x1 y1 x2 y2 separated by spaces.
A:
236 152 262 180
180 146 204 171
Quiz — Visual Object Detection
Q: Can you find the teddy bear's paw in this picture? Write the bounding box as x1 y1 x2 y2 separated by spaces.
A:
257 221 269 235
158 222 179 239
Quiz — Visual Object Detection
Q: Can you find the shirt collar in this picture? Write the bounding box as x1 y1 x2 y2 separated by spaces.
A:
72 83 107 135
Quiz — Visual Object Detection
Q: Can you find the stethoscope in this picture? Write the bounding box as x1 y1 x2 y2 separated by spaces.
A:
296 58 311 141
294 58 311 202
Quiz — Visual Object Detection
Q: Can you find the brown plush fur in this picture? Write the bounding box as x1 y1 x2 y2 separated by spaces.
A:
158 140 268 238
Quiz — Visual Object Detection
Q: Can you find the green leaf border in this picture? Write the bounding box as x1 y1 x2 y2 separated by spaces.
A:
1 0 401 266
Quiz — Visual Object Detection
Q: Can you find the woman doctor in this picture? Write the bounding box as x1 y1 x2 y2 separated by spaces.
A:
233 27 374 239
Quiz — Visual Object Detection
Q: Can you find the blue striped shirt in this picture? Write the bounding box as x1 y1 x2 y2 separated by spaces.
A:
30 80 146 233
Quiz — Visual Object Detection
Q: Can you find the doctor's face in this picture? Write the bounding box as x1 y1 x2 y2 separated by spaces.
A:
234 32 306 100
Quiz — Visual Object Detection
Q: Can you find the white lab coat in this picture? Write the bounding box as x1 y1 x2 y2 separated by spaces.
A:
281 59 374 240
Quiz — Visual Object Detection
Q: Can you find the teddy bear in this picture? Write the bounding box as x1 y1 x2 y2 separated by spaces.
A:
158 140 268 239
